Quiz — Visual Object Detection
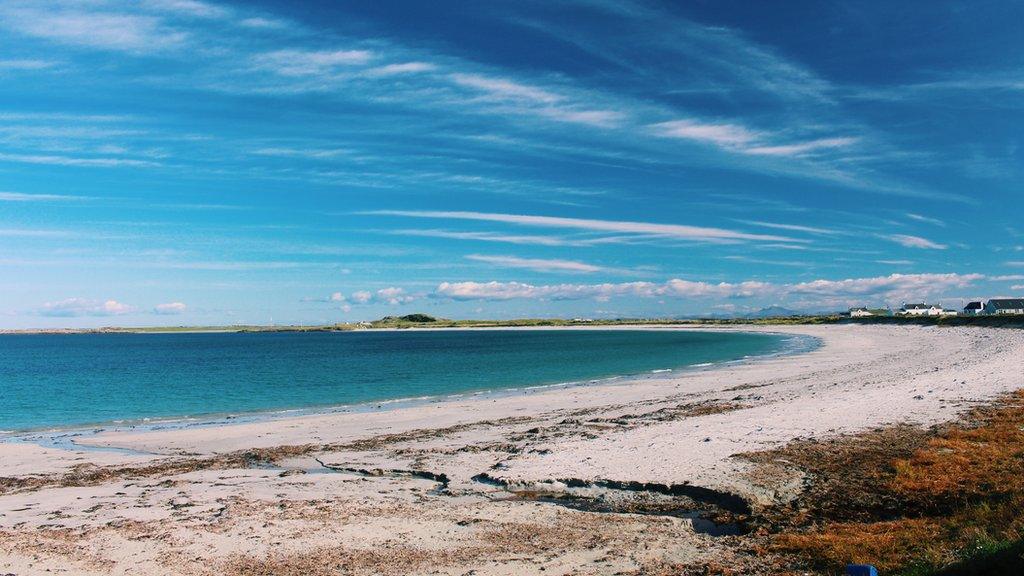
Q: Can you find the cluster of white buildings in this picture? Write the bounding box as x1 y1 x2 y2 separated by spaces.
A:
849 298 1024 318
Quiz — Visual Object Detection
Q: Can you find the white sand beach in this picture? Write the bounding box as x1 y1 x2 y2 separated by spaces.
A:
2 324 1022 575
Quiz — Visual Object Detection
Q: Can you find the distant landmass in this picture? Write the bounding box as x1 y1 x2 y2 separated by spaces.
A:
742 306 804 319
380 314 439 323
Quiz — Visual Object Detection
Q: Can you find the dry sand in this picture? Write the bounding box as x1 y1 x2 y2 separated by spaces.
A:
1 324 1022 575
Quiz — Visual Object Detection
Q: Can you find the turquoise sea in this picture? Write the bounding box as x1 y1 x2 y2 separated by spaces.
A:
0 329 807 432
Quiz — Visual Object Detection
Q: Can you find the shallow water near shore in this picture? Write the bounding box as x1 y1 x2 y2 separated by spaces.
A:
0 328 805 433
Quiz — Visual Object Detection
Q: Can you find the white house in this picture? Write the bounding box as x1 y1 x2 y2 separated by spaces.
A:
898 303 942 316
984 299 1024 315
849 307 873 317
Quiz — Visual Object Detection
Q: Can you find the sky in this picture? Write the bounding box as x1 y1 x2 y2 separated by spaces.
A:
0 0 1022 328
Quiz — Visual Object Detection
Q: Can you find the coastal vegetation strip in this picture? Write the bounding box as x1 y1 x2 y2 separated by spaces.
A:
5 312 1024 335
735 390 1024 575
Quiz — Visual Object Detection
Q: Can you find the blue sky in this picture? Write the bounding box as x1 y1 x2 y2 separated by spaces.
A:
1 0 1022 327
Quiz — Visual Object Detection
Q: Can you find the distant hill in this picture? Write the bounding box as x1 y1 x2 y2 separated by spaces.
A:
379 314 439 323
742 306 804 319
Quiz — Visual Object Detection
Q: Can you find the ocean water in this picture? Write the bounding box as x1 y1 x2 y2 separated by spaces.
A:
0 329 799 432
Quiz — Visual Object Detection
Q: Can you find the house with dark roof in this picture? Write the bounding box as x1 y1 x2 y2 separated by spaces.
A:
963 301 984 315
984 299 1024 315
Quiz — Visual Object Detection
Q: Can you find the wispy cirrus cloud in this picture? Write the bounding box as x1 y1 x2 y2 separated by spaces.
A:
252 49 375 77
738 220 841 236
386 229 586 247
450 73 624 127
906 213 946 227
0 4 188 52
744 137 858 157
0 191 89 202
365 61 436 77
466 254 606 273
252 147 354 159
650 119 857 158
0 59 58 70
650 120 759 147
0 152 159 168
451 73 561 103
364 210 801 243
883 234 948 250
144 0 229 19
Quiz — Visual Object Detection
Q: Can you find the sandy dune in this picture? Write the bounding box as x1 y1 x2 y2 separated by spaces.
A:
1 325 1021 575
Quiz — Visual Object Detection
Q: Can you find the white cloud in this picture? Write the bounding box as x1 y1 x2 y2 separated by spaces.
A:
154 302 187 314
537 107 625 127
253 49 375 76
1012 285 1024 291
238 17 289 29
388 229 584 247
739 220 840 235
0 191 86 202
661 279 772 299
435 279 773 302
435 281 640 301
0 152 159 168
448 73 623 127
466 254 605 273
253 147 352 159
450 73 561 103
0 7 187 52
366 210 800 243
906 213 946 227
365 62 435 76
991 275 1024 281
376 287 414 305
40 298 134 317
0 228 73 238
434 272 983 304
350 291 372 304
744 137 857 157
144 0 228 19
651 120 856 158
0 59 57 70
884 234 948 250
650 119 759 147
789 273 981 298
330 292 345 302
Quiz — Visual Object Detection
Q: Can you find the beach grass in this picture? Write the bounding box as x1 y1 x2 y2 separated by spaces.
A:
760 391 1024 574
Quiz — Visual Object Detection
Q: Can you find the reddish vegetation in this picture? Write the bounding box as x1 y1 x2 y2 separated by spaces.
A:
758 390 1024 574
